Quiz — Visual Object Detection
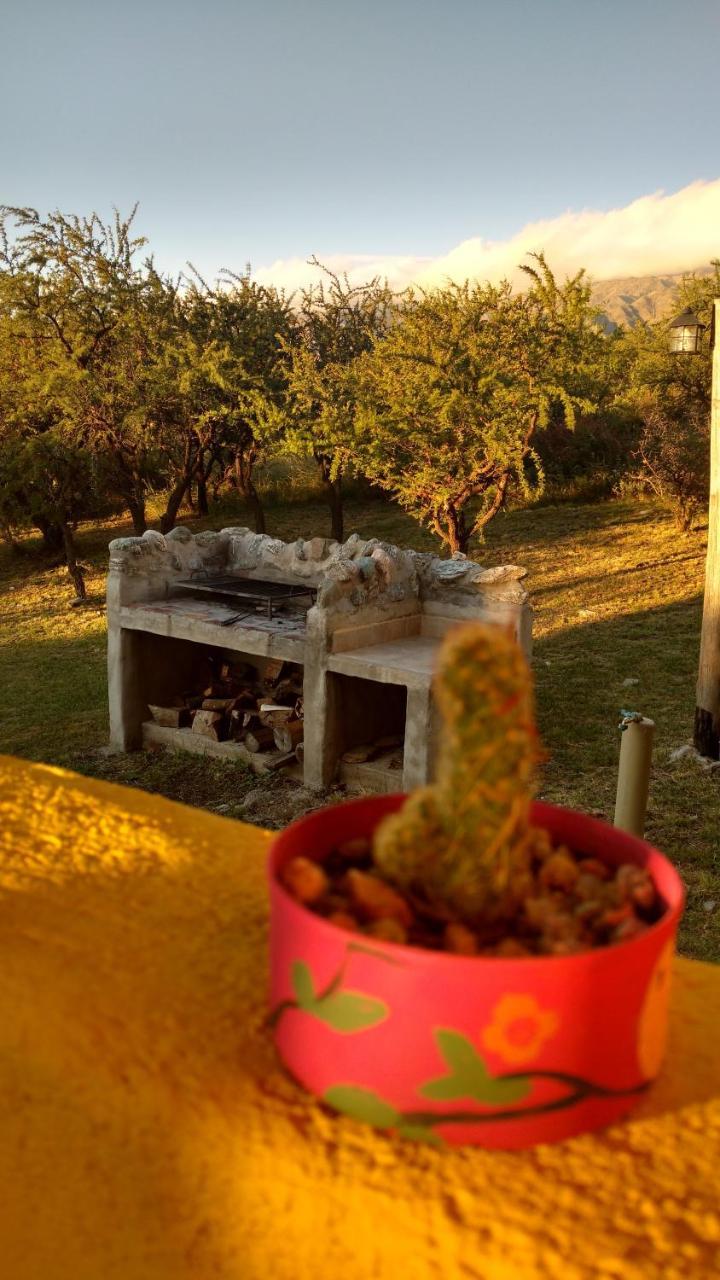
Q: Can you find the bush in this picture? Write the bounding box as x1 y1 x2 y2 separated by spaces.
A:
532 408 642 500
620 394 709 531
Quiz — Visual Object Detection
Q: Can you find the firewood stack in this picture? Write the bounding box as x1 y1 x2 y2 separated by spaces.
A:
148 655 304 771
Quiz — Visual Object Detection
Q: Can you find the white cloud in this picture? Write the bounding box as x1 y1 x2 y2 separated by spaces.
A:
253 179 720 295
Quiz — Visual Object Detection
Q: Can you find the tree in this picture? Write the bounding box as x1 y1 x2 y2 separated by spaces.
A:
280 261 393 541
0 205 161 538
351 255 602 554
0 285 107 596
159 271 294 534
617 267 714 530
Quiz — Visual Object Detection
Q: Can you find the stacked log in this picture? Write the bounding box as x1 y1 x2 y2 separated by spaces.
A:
147 654 304 768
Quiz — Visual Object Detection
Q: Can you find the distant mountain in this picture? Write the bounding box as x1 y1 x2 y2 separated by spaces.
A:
590 266 714 332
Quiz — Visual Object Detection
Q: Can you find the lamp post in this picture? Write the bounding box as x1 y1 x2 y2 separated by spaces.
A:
672 302 720 756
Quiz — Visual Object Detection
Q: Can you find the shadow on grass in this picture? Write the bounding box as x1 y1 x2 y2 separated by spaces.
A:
0 628 109 760
534 595 719 962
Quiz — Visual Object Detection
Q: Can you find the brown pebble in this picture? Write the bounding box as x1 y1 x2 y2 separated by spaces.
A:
281 856 328 904
574 898 604 922
345 869 412 925
366 917 408 944
444 923 478 955
494 937 532 958
611 916 648 943
336 837 372 863
598 901 634 928
616 865 656 911
541 911 583 944
327 911 360 932
574 873 607 903
545 938 585 955
539 851 580 892
577 857 610 880
524 895 561 928
530 828 556 862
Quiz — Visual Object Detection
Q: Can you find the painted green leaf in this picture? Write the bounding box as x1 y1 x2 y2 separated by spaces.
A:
324 1085 400 1128
435 1029 486 1078
477 1074 531 1104
420 1074 470 1102
419 1027 531 1105
396 1123 444 1147
310 989 389 1033
291 960 316 1009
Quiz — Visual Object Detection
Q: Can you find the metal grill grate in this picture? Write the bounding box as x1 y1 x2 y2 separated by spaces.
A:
176 575 316 621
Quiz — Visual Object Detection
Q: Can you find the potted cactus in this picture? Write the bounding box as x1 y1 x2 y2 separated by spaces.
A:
267 624 683 1148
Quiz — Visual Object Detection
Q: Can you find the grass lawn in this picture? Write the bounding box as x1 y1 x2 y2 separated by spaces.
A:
1 493 718 962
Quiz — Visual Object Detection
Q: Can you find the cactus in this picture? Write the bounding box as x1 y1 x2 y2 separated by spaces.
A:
373 622 544 923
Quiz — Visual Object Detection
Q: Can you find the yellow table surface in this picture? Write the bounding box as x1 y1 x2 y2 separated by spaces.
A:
1 754 719 1280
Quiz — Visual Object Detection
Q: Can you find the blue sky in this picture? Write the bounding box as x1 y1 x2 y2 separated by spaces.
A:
3 0 720 284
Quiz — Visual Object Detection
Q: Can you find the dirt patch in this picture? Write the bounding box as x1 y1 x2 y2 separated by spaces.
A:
72 745 349 831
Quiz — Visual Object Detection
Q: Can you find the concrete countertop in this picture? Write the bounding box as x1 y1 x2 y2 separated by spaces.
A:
119 597 308 662
327 635 440 688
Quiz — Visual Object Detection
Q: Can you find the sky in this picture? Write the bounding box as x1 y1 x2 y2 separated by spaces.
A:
3 0 720 291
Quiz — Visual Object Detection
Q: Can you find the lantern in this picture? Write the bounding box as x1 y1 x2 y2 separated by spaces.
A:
668 308 705 355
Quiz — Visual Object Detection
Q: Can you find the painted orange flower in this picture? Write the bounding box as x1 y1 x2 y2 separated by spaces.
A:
636 940 674 1079
481 993 559 1066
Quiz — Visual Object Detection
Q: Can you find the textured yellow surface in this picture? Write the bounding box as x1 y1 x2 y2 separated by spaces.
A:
0 755 719 1280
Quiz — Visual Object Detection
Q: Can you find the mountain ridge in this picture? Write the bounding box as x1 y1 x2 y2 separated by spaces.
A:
590 265 715 331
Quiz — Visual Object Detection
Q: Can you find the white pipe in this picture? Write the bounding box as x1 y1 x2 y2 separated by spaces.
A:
614 714 655 838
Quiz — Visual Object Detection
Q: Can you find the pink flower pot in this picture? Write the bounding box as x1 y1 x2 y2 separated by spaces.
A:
267 795 684 1149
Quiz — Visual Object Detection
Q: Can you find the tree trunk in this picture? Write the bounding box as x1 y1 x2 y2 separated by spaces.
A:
233 453 265 534
316 454 344 542
694 298 720 758
0 519 18 551
34 516 64 553
442 505 469 555
325 475 344 542
196 470 209 516
126 493 147 536
159 478 190 534
61 523 86 600
473 471 511 538
247 483 266 534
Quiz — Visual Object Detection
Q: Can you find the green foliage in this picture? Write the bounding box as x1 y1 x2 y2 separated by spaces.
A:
165 270 294 532
0 207 294 555
278 261 394 539
1 200 715 574
613 272 713 530
350 254 603 553
676 258 720 328
0 205 162 548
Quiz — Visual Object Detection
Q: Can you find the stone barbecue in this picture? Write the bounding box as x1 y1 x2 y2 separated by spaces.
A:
107 526 532 792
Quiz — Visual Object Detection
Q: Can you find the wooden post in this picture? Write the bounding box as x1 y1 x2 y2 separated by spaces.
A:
694 298 720 758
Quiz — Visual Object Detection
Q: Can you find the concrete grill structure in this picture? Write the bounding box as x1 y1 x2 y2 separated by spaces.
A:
107 526 532 791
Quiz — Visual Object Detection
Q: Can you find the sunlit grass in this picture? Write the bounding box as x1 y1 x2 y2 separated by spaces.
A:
0 493 717 960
